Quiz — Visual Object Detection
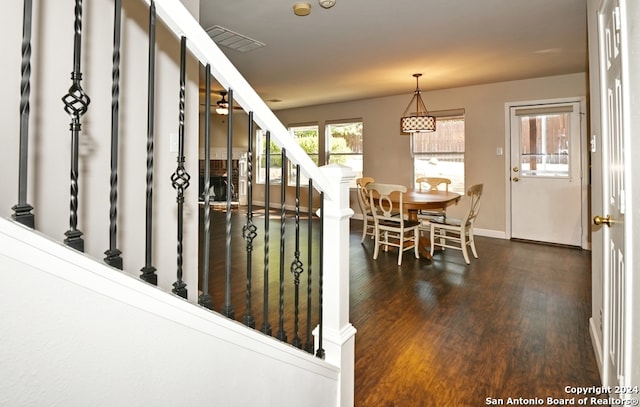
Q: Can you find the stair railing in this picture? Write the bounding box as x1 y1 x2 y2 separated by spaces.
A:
8 0 356 405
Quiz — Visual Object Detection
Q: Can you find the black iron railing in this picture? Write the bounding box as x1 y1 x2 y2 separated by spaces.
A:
9 0 327 357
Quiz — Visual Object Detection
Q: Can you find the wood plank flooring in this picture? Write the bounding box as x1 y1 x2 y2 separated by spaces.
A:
351 220 601 406
201 208 602 406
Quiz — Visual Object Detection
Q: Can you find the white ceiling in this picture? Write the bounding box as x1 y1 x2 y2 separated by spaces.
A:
199 0 588 110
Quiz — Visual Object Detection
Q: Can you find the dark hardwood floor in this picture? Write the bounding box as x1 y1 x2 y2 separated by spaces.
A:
201 208 602 406
350 220 601 406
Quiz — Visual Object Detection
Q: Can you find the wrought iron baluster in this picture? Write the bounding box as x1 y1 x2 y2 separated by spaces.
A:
12 0 35 229
140 0 157 285
291 165 304 349
104 0 123 269
170 36 190 299
277 150 288 342
62 0 91 252
305 179 314 353
316 191 325 359
198 64 213 310
221 88 235 319
261 131 272 336
242 112 257 328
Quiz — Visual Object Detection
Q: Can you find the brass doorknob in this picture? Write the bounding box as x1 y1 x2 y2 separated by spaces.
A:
512 177 519 182
593 215 613 226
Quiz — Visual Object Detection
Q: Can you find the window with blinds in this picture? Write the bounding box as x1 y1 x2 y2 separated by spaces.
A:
411 109 465 194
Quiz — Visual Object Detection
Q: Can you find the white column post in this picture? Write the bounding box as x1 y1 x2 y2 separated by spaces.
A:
318 163 357 407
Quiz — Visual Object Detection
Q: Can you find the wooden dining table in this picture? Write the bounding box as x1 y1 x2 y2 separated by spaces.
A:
397 189 461 221
385 188 462 258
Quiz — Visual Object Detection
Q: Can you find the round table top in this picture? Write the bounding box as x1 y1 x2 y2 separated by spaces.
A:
392 189 462 211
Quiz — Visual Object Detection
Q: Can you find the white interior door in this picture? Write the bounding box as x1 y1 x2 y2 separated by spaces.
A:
595 0 635 391
509 102 583 246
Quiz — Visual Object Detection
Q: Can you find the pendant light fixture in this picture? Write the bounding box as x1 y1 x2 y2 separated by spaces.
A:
400 73 436 133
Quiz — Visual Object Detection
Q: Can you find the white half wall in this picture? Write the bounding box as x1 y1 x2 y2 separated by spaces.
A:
0 218 339 407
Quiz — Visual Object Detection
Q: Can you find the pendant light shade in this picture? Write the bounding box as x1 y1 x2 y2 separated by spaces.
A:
401 73 435 133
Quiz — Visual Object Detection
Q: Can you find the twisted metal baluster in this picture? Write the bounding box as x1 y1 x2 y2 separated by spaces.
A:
261 131 272 336
277 150 288 342
305 179 314 353
170 36 190 299
62 0 91 252
12 0 35 228
242 112 257 328
221 88 235 318
198 64 213 310
104 0 123 269
291 165 304 349
140 0 157 285
316 192 325 359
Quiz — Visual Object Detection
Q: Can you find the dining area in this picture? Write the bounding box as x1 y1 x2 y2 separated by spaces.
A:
355 176 483 266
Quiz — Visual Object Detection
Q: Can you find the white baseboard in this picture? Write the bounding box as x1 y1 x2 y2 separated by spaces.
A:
473 228 506 239
589 317 604 383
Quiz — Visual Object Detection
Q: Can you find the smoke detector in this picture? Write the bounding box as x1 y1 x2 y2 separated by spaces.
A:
319 0 336 8
293 2 311 16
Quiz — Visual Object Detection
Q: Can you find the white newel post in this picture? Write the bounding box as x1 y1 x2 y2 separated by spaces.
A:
318 164 357 407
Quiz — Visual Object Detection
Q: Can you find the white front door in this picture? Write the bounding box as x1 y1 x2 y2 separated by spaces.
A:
509 101 583 246
593 0 639 391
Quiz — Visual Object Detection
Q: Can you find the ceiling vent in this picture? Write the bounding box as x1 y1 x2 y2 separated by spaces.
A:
205 25 265 52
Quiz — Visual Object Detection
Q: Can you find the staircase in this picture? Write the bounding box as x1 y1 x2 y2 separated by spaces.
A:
0 1 355 405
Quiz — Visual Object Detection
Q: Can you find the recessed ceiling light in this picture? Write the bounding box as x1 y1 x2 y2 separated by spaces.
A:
293 2 311 16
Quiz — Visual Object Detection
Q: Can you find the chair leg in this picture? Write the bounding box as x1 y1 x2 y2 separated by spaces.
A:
461 231 471 264
361 218 367 243
395 231 404 266
469 229 478 258
373 228 380 260
413 230 419 259
439 230 446 250
383 231 389 252
430 226 436 256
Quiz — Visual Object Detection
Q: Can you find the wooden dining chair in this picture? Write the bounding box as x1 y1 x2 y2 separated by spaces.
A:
355 177 375 242
416 176 451 193
429 183 483 264
415 176 452 232
366 183 421 266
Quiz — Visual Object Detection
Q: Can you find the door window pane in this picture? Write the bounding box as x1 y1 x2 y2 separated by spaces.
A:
518 113 570 177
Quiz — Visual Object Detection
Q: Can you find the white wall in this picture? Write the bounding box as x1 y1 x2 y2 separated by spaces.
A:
1 0 200 300
0 218 338 407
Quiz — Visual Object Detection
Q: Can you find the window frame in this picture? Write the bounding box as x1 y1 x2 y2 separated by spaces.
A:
411 109 466 194
325 119 364 187
286 123 320 187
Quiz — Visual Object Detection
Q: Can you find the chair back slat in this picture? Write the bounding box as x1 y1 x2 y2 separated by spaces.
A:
366 183 406 221
355 177 374 214
464 183 483 225
416 177 451 192
356 177 376 242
